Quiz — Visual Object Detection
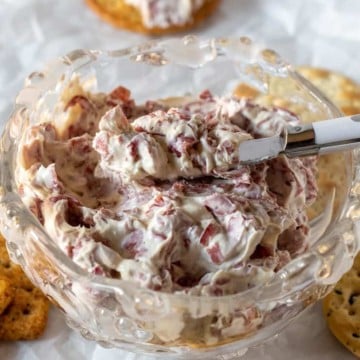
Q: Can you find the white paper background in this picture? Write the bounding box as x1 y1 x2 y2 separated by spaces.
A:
0 0 359 358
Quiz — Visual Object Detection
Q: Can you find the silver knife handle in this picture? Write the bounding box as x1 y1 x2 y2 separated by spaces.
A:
284 114 360 158
284 123 318 158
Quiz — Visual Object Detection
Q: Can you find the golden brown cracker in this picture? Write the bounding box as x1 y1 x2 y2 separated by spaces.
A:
0 279 14 315
233 83 261 99
323 253 360 358
85 0 220 35
0 235 35 290
0 233 49 340
297 66 360 116
0 287 49 340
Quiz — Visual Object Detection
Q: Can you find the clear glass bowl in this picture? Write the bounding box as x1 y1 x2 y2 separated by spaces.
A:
1 36 360 359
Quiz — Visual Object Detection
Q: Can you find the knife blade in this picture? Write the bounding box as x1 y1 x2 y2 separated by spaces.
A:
238 129 287 164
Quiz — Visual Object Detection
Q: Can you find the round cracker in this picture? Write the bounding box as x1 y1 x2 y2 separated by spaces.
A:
0 234 36 290
323 253 360 357
85 0 221 35
0 233 50 339
0 287 49 340
0 279 14 315
297 66 360 116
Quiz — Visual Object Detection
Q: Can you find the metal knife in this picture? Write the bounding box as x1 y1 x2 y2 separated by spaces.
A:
238 114 360 164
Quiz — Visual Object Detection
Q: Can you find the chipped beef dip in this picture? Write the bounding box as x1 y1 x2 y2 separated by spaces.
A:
16 77 317 297
124 0 205 28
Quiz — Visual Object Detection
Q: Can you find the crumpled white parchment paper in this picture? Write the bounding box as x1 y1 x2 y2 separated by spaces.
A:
0 0 359 359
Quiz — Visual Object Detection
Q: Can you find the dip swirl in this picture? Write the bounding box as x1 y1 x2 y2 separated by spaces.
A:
124 0 206 28
16 78 317 296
